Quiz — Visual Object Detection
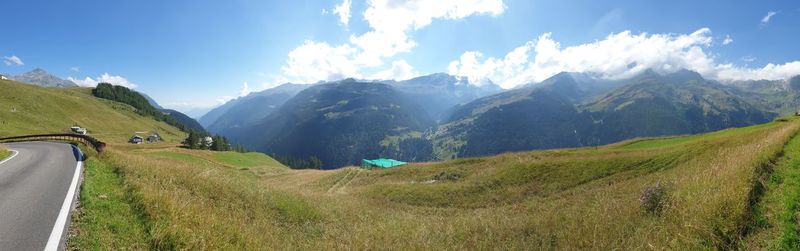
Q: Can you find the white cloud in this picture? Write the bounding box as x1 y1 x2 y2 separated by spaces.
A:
282 0 506 83
714 62 800 81
68 77 96 87
369 60 418 80
282 40 361 83
761 11 777 25
333 0 352 26
363 0 505 32
447 28 800 88
68 73 138 89
239 82 251 97
742 56 756 62
70 66 80 72
3 55 24 66
722 35 733 45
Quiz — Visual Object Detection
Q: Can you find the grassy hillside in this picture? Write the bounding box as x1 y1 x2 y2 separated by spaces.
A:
69 117 800 249
434 70 775 160
0 79 184 143
68 148 287 249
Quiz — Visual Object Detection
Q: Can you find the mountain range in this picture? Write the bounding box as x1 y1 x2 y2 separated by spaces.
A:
432 70 774 158
197 70 796 169
5 67 793 168
201 74 503 168
228 79 436 168
200 83 310 132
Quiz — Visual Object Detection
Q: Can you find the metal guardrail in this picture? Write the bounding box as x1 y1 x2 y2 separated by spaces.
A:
0 134 106 153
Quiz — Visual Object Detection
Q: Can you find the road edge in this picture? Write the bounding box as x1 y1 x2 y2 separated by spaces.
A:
44 145 84 251
0 149 19 165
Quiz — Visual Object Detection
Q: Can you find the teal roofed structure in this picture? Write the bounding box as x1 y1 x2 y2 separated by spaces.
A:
361 158 407 168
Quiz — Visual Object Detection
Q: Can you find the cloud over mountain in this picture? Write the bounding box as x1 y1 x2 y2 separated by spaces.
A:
447 28 800 89
69 73 138 89
281 0 505 83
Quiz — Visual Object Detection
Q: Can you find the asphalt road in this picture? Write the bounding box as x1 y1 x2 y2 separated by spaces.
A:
0 141 82 251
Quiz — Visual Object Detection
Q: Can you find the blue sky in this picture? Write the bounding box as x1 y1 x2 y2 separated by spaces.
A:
1 0 799 117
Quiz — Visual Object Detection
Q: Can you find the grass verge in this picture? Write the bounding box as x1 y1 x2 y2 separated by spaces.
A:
0 144 9 160
68 154 150 250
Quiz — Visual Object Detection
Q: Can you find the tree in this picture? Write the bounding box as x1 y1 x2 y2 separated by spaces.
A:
184 131 201 149
92 83 195 133
309 156 323 169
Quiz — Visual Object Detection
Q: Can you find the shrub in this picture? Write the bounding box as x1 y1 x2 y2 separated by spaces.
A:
639 182 668 214
432 171 462 181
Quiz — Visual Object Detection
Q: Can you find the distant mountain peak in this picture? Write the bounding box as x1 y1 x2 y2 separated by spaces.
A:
13 68 78 88
664 68 705 83
669 68 703 77
403 73 454 85
29 68 48 73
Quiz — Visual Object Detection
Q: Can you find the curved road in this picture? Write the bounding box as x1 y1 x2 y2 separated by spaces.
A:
0 141 83 251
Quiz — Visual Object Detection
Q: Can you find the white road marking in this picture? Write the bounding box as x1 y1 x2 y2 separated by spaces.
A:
44 146 83 251
0 149 19 165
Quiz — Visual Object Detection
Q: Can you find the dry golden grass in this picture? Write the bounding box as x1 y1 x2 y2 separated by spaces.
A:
77 119 800 249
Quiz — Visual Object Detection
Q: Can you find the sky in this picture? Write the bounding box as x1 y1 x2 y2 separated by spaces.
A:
1 0 799 117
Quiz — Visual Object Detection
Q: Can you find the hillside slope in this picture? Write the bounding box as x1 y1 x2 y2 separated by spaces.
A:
0 79 184 143
232 79 435 168
69 114 800 249
388 73 503 121
584 70 774 143
433 70 775 159
205 83 309 133
727 75 800 116
161 109 206 132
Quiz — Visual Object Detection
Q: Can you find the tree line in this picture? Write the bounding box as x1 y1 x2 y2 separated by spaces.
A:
272 155 323 169
92 83 196 133
182 131 247 152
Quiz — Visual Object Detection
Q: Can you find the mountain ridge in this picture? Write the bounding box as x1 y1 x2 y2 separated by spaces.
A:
229 79 435 168
206 69 797 168
11 68 78 88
